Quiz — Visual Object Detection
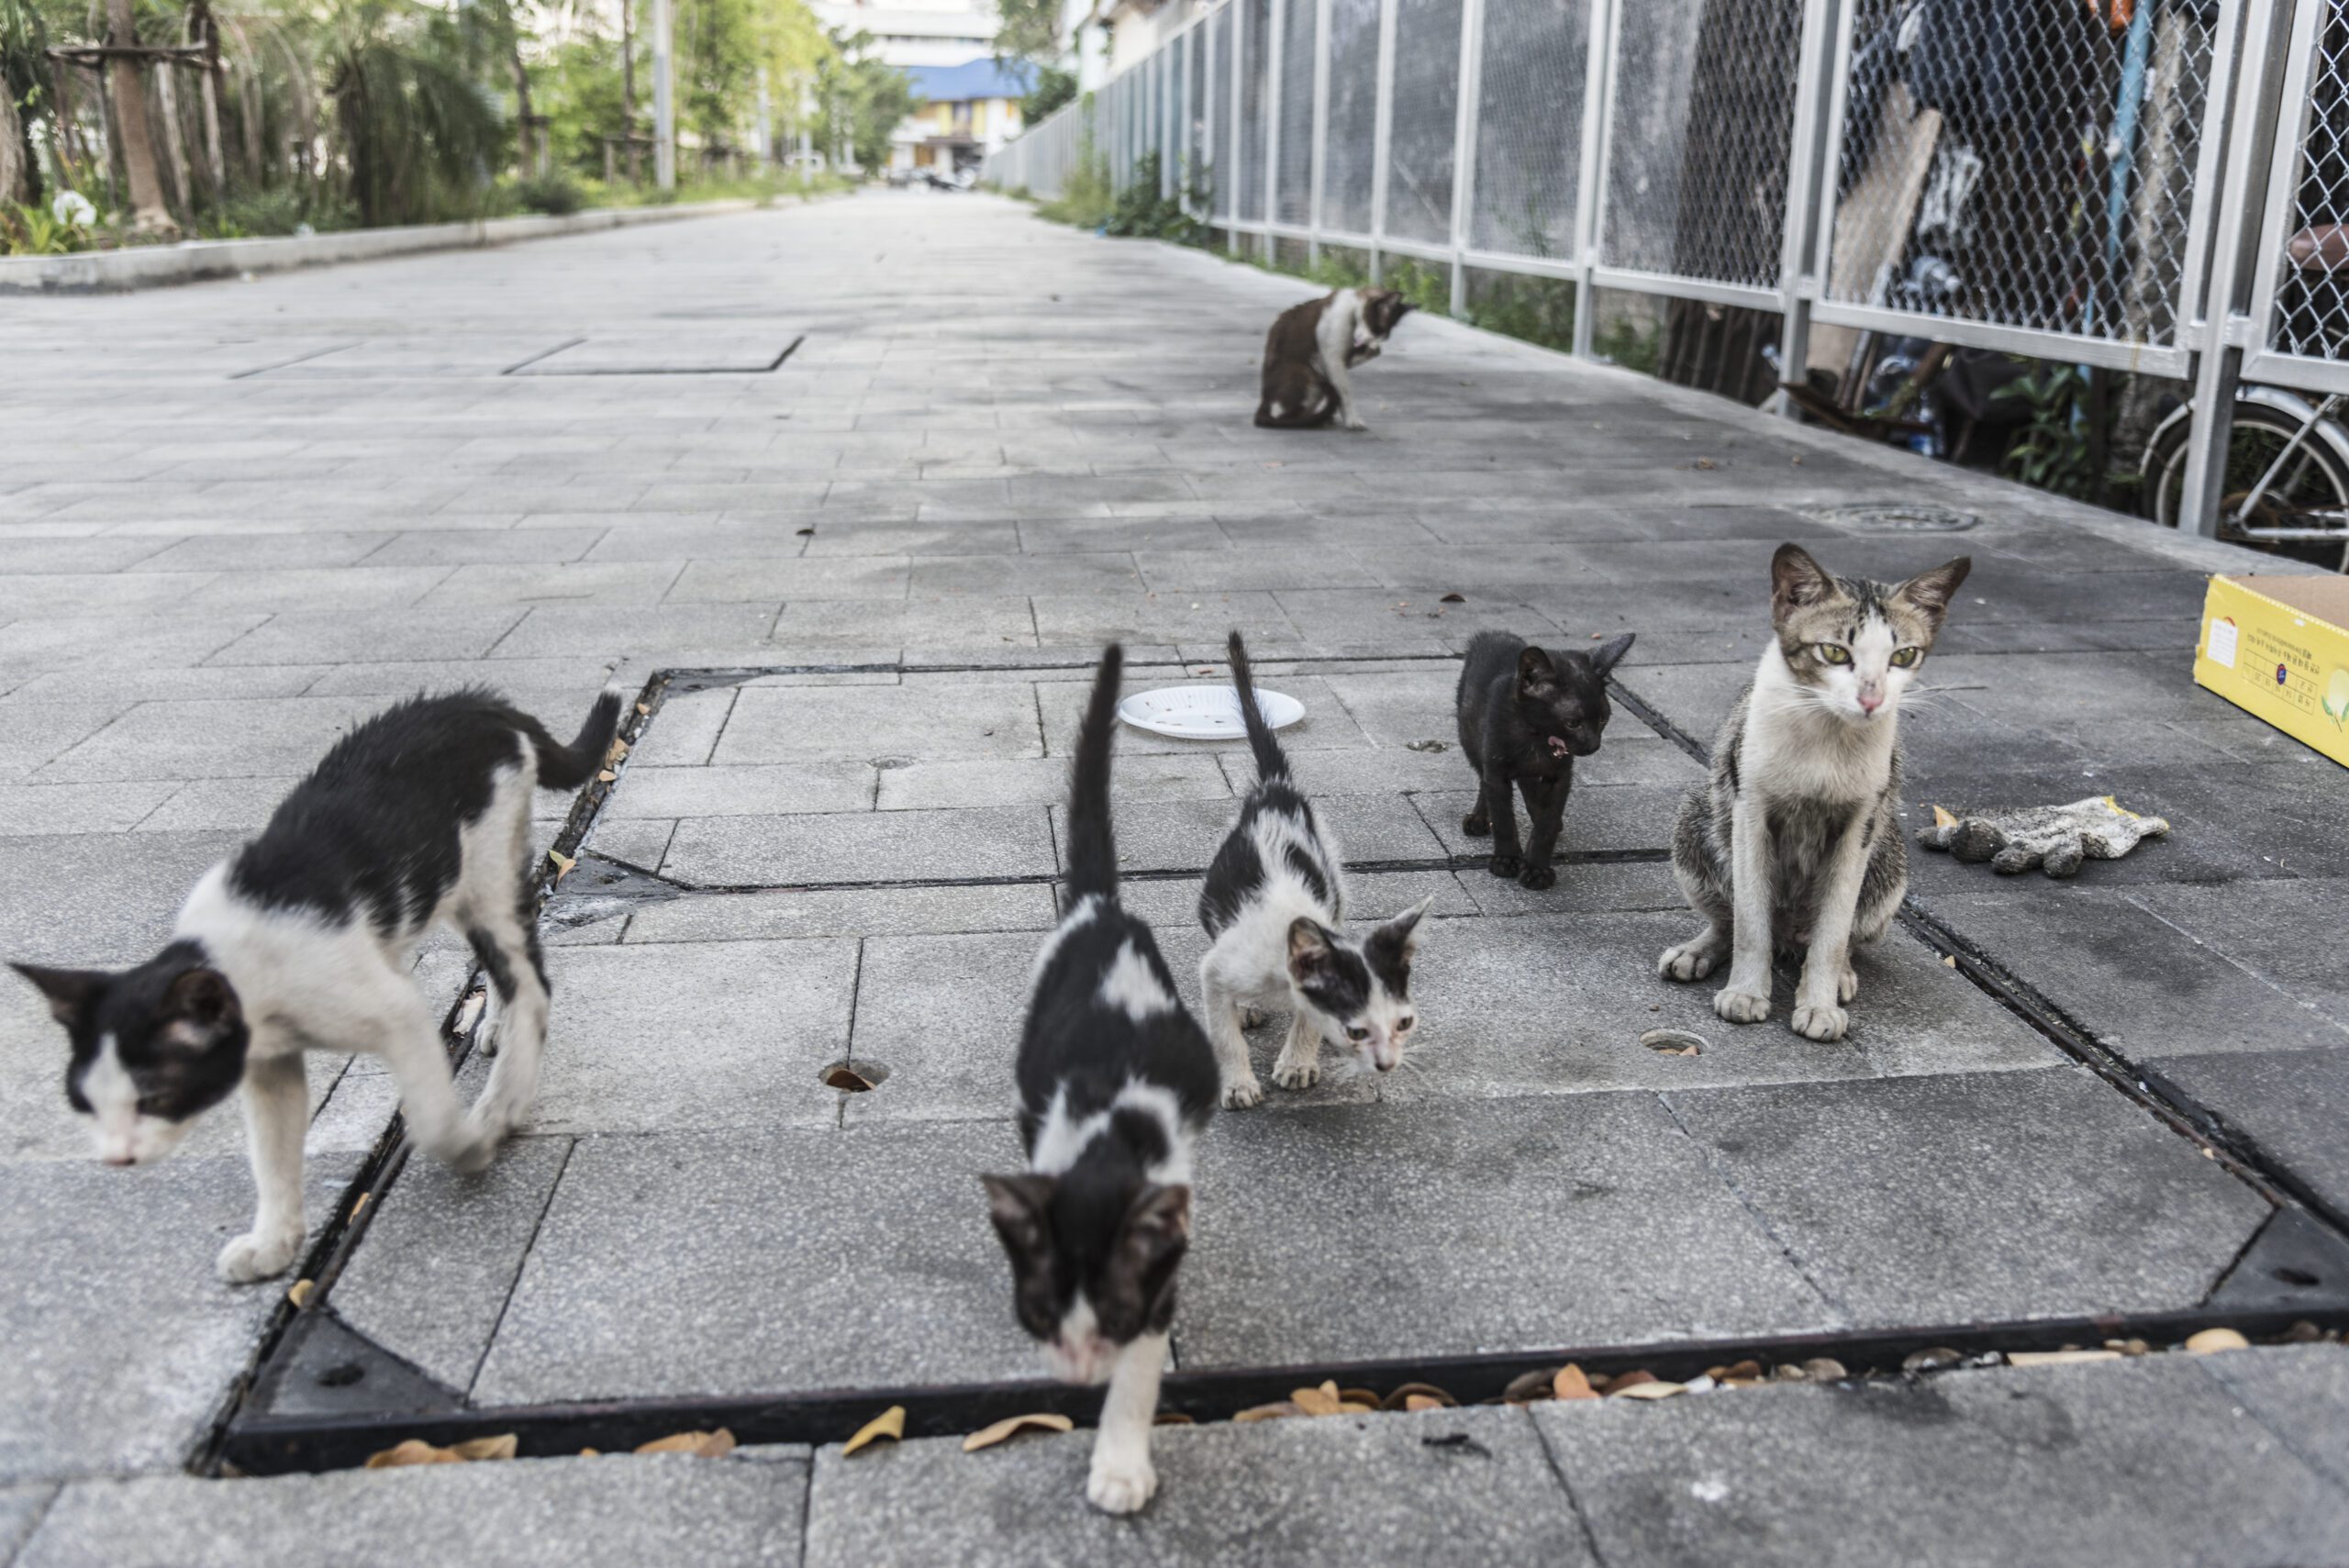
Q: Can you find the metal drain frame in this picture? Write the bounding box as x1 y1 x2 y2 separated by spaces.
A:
201 655 2349 1478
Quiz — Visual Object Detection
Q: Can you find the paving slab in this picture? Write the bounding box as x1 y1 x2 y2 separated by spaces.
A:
472 1120 1041 1404
715 682 1044 763
2146 1051 2349 1218
0 829 241 965
2198 1343 2349 1497
1057 795 1447 875
0 1152 362 1485
622 883 1059 942
468 939 858 1136
330 1136 574 1392
804 1406 1588 1568
1178 1095 1839 1369
1662 1069 2271 1326
607 762 877 818
16 1452 808 1568
662 805 1057 885
1533 1355 2349 1568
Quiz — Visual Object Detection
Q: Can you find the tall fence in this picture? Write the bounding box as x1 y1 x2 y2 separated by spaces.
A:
985 0 2349 540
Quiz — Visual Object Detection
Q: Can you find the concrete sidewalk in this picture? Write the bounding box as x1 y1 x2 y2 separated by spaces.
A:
2 190 2346 1566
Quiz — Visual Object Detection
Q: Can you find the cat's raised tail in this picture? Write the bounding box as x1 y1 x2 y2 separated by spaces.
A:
1065 644 1127 903
1224 630 1289 784
523 690 624 791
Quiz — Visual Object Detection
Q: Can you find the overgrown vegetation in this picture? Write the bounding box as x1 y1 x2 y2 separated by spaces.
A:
0 0 889 252
1995 362 2096 499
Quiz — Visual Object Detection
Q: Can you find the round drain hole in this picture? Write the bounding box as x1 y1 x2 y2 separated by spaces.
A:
1641 1029 1706 1056
2273 1265 2321 1288
1802 504 1981 534
819 1061 887 1093
316 1362 365 1388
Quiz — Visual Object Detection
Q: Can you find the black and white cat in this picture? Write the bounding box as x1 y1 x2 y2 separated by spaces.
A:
1198 631 1432 1107
983 645 1216 1516
12 688 619 1283
1254 286 1415 431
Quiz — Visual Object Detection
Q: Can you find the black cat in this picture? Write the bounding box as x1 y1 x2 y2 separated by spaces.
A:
1454 629 1635 889
983 644 1218 1516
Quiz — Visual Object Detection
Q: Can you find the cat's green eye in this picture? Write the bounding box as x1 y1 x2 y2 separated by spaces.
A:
1890 647 1921 668
1817 644 1853 665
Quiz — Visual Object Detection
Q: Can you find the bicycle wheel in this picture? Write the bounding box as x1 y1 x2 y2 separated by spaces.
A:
2145 401 2349 571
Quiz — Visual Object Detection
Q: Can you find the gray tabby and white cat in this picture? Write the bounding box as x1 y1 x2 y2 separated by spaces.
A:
1660 544 1970 1041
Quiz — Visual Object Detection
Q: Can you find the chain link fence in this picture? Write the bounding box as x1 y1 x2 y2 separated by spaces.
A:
986 0 2349 533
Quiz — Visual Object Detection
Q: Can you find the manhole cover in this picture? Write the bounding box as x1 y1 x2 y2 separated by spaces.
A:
1802 504 1980 534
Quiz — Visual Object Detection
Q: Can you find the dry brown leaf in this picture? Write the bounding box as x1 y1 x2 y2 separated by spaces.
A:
1341 1387 1382 1408
1404 1394 1444 1412
547 851 577 880
605 737 630 764
1439 593 1465 604
596 769 617 784
1552 1365 1598 1401
1502 1368 1555 1404
1152 1411 1195 1427
1382 1383 1458 1411
822 1065 876 1093
2008 1350 2121 1367
963 1412 1074 1451
634 703 651 717
578 1447 600 1458
2186 1328 2251 1354
636 1429 735 1458
1232 1402 1300 1423
1603 1370 1659 1396
364 1433 518 1469
1943 954 1959 967
1931 804 1961 829
843 1407 905 1456
1291 1381 1345 1417
349 1194 369 1221
1612 1380 1687 1401
286 1279 314 1309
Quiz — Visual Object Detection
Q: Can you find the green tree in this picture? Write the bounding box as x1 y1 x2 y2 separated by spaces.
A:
813 30 912 172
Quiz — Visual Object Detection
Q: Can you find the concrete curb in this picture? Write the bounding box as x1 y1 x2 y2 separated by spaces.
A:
0 199 762 295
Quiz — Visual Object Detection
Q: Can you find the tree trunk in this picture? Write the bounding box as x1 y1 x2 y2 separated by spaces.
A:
511 43 534 174
195 4 227 199
155 55 192 216
104 0 179 236
0 69 26 206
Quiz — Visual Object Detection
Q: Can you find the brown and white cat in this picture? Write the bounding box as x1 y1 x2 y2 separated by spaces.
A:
1254 286 1414 432
1660 544 1970 1041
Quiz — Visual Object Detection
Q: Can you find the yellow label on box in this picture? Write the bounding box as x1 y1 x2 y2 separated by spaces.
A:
2195 573 2349 768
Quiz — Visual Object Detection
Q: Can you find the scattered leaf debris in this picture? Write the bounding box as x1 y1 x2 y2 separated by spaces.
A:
636 1429 736 1458
1552 1364 1598 1401
963 1413 1075 1451
2186 1328 2250 1354
843 1407 905 1456
1381 1383 1457 1411
822 1065 876 1093
1404 740 1448 753
1640 1028 1705 1057
1612 1380 1687 1401
796 527 816 536
365 1434 518 1469
1440 593 1465 604
2009 1350 2121 1367
1233 1402 1301 1423
596 769 617 784
286 1279 314 1309
547 851 577 880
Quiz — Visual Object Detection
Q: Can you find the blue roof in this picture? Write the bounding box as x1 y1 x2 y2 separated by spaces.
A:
905 59 1030 103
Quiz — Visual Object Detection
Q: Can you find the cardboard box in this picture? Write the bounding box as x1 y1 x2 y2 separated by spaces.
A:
2194 573 2349 768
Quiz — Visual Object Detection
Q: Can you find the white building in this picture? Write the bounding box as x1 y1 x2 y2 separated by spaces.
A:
808 0 1000 69
1062 0 1208 89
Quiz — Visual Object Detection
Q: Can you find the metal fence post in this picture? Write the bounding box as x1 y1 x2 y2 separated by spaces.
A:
1368 0 1399 283
1772 0 1843 419
1569 0 1616 357
2182 0 2293 537
1448 0 1486 316
1308 0 1332 269
1230 1 1245 253
1266 0 1286 262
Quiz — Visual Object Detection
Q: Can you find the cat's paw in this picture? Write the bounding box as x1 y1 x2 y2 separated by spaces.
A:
1658 941 1720 982
1837 963 1859 1004
1087 1453 1157 1515
1461 812 1490 838
217 1224 304 1284
430 1124 500 1175
1486 853 1522 879
1241 1006 1267 1030
1791 999 1849 1041
1341 417 1369 433
1517 863 1556 891
1272 1057 1320 1091
1713 987 1771 1024
1221 1074 1265 1110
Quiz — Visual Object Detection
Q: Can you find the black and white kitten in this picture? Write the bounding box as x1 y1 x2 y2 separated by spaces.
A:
1254 286 1414 431
1198 631 1432 1107
12 688 619 1283
984 645 1216 1516
1455 628 1634 889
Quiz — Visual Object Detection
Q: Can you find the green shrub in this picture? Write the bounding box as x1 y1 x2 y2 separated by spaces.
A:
514 172 585 216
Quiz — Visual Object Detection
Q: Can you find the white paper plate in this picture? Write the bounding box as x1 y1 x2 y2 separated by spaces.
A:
1118 684 1305 740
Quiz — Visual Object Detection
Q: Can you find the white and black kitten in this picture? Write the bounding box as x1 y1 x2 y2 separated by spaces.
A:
1455 628 1635 890
984 644 1216 1516
13 688 618 1283
1198 631 1432 1107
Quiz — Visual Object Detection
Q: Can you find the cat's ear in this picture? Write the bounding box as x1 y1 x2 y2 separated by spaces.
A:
10 962 106 1028
161 968 240 1051
982 1173 1056 1256
1770 544 1835 616
1517 646 1556 688
1589 632 1635 675
1368 895 1436 963
1286 918 1337 981
1895 557 1973 626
